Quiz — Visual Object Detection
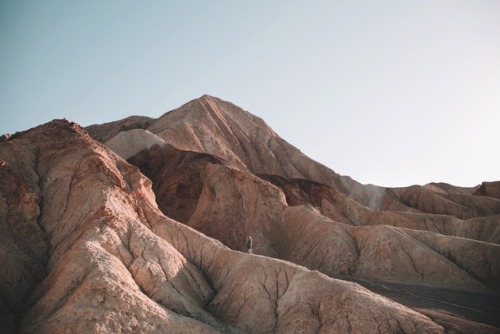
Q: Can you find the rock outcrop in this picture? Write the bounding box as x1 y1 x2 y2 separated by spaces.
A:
475 181 500 200
100 96 500 332
0 120 450 333
1 95 499 333
104 129 167 160
126 143 499 295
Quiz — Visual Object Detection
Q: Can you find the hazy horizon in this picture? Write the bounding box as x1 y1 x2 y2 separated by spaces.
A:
1 1 499 187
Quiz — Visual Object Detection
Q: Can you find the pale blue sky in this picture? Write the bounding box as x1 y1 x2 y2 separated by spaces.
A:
1 1 499 187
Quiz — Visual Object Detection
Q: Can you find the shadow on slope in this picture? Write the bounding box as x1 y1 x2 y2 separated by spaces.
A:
1 120 454 333
124 141 500 333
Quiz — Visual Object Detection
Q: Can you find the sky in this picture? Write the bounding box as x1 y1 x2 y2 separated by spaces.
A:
1 1 499 187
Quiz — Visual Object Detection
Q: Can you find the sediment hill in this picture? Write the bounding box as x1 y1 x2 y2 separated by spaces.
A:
1 95 499 333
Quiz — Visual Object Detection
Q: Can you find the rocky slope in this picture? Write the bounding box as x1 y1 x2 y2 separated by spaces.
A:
0 95 499 333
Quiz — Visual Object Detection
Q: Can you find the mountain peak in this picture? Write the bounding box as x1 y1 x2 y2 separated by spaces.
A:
2 96 498 332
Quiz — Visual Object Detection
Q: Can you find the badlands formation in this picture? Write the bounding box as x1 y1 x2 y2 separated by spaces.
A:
1 95 499 333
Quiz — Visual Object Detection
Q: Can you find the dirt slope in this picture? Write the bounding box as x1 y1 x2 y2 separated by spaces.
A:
1 120 453 333
1 94 498 333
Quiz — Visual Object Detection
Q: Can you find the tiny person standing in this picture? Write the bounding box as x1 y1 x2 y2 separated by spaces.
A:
245 234 253 254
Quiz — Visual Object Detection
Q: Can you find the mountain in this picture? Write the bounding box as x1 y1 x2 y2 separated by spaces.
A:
1 95 499 333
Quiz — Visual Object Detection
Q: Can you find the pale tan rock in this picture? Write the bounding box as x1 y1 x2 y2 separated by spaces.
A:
104 129 167 160
2 92 499 334
0 120 451 333
152 221 445 333
139 95 500 223
89 96 500 242
95 95 500 332
143 95 342 184
1 121 228 333
86 115 154 143
262 175 500 243
280 205 495 292
127 142 500 297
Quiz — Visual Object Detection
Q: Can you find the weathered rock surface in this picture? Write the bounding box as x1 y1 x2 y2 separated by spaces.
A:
105 128 167 160
127 143 499 297
92 95 500 332
94 96 500 230
475 181 500 200
0 120 453 333
86 115 154 143
1 95 499 333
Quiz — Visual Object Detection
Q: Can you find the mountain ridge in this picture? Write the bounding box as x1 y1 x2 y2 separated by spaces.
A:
1 96 499 333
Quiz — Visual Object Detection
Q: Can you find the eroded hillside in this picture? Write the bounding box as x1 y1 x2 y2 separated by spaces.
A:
1 95 499 333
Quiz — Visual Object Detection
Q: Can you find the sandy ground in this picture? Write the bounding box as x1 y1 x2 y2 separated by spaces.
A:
337 275 500 332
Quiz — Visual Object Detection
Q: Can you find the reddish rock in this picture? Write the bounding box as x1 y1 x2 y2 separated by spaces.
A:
0 120 447 333
0 95 498 333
